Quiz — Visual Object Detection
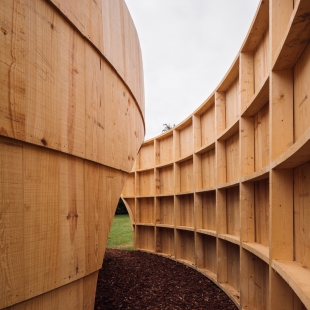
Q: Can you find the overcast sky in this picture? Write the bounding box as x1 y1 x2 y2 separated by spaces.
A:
124 0 261 140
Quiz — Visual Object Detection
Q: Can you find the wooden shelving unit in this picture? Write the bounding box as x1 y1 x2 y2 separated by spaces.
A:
122 0 310 308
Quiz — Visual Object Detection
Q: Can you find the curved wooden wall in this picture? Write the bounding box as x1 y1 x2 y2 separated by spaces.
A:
122 0 310 309
0 0 144 309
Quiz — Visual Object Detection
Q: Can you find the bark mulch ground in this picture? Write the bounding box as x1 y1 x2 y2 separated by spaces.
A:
95 249 238 310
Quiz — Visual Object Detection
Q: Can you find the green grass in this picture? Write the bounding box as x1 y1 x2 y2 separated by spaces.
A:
107 214 134 250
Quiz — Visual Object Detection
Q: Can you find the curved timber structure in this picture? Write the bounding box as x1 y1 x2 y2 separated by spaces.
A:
0 0 144 309
122 0 310 309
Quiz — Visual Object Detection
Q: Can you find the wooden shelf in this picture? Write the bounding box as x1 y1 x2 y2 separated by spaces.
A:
242 242 269 264
218 120 239 141
241 166 269 183
155 161 174 168
272 127 310 169
271 260 310 309
175 153 193 164
197 268 217 283
196 229 216 237
196 187 217 193
217 179 241 189
218 234 240 245
135 223 155 227
175 226 194 232
156 224 174 229
195 141 215 155
219 283 240 308
273 0 310 70
242 77 269 117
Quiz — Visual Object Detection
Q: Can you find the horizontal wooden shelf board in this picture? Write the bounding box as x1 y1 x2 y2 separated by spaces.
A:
272 128 310 169
271 260 310 309
218 234 240 245
216 56 239 92
193 93 215 116
155 129 174 140
155 194 175 198
241 166 270 183
135 223 155 227
217 180 241 190
175 116 193 130
155 224 174 229
217 120 239 141
242 242 269 264
155 161 174 168
241 77 269 117
195 141 216 155
175 191 195 196
136 249 155 254
196 187 217 193
175 154 193 164
219 283 240 308
155 252 175 260
273 0 310 70
196 229 217 237
136 195 155 199
241 0 269 52
175 226 195 232
136 167 154 172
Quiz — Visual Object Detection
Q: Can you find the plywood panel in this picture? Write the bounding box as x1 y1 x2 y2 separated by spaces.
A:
200 191 216 231
158 165 174 195
156 228 174 256
294 43 310 142
122 173 135 196
200 105 215 147
254 28 270 92
137 198 154 224
198 235 217 274
0 137 24 308
294 161 310 269
157 134 173 165
138 142 154 170
176 230 195 263
254 103 270 171
227 186 240 237
201 148 216 188
227 242 240 292
156 196 174 225
137 170 154 196
176 194 194 227
136 226 154 251
180 158 193 192
225 78 239 129
226 132 239 183
179 124 193 159
255 179 269 246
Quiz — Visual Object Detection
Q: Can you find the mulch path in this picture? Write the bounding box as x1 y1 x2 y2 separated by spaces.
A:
95 249 238 310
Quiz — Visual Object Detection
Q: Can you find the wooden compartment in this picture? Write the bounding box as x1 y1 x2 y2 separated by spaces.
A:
136 226 155 252
270 268 307 310
175 194 194 228
294 161 310 269
271 0 294 64
253 28 270 93
175 229 195 266
218 240 240 295
175 120 193 160
254 103 270 172
196 234 217 278
175 158 194 193
200 105 215 148
156 165 174 195
254 179 269 246
241 249 269 310
137 141 154 170
225 132 240 183
218 186 240 238
293 43 310 142
196 191 216 231
156 196 174 226
156 133 173 166
136 170 154 196
136 198 154 224
122 172 135 196
156 227 175 257
200 148 216 189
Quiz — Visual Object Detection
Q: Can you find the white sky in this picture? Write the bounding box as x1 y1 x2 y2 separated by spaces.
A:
124 0 261 140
